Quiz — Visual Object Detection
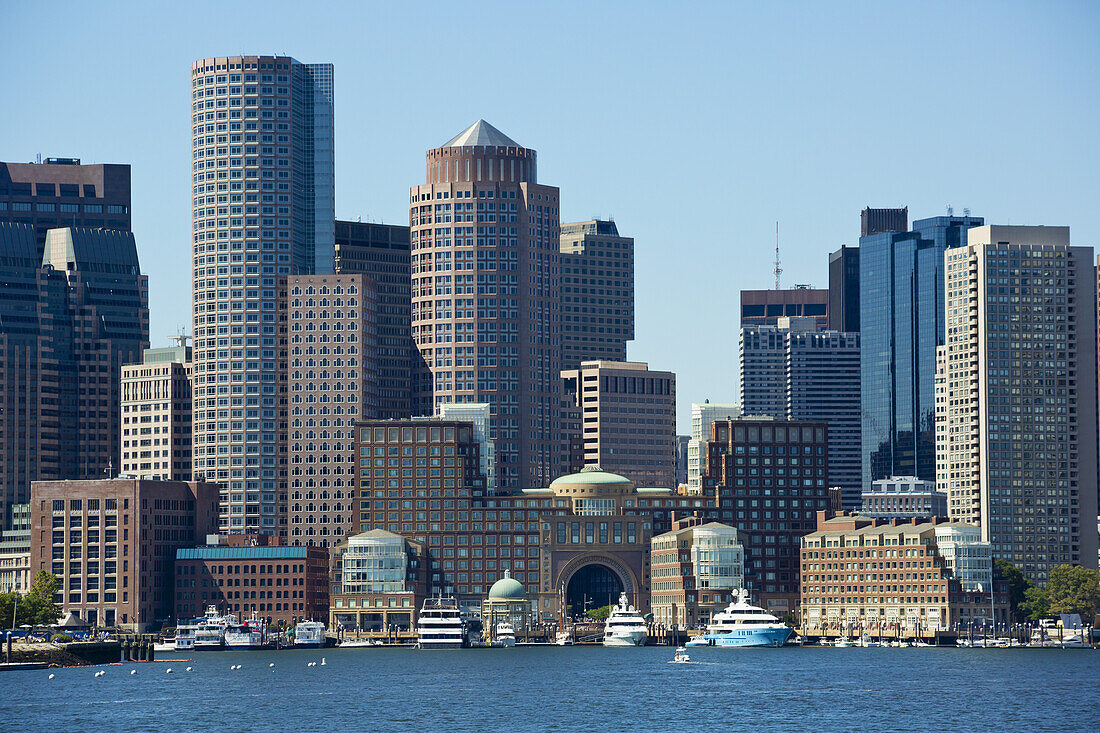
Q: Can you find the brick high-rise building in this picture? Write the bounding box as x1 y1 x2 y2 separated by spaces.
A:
937 226 1098 583
286 273 379 548
0 158 130 255
561 361 677 488
120 339 194 481
559 219 634 369
189 55 334 536
410 120 562 489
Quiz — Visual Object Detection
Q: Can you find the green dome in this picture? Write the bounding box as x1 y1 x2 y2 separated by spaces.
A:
488 570 526 599
549 466 633 487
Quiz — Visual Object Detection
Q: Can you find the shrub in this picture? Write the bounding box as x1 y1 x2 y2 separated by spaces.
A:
50 632 72 644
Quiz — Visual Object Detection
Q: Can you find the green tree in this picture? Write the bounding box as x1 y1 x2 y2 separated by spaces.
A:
994 559 1034 621
1019 586 1050 621
1044 565 1100 619
0 592 16 629
23 570 61 626
588 605 613 621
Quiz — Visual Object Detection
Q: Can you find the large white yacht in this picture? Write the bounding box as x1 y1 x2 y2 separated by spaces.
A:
418 596 467 649
700 590 793 648
294 621 327 648
603 593 647 647
495 621 517 647
224 612 266 650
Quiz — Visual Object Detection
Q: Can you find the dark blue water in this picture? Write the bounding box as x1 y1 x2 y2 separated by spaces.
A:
4 646 1099 731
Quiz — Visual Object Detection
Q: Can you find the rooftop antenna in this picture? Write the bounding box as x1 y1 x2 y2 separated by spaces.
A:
169 328 191 349
773 221 782 290
946 204 954 216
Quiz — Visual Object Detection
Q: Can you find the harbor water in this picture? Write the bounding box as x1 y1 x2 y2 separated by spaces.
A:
3 645 1099 731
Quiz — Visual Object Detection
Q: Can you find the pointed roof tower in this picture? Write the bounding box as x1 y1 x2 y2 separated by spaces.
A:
442 119 521 148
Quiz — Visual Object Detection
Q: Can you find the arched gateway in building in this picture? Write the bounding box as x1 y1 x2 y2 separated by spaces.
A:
565 563 624 616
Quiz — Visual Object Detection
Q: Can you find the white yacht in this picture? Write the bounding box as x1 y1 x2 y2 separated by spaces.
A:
495 621 517 647
417 596 467 649
603 593 647 647
294 621 327 648
700 590 793 648
224 612 266 650
191 605 232 650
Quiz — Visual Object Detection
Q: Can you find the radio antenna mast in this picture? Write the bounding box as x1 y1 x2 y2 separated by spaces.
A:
773 222 782 290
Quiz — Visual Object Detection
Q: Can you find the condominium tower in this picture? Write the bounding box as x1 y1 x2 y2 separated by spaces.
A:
687 402 741 494
190 55 334 535
936 226 1098 582
410 120 562 489
120 339 193 481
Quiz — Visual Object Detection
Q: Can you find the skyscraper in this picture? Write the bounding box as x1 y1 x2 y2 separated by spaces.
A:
0 158 130 254
333 220 416 418
859 213 983 490
740 287 828 328
120 339 193 481
937 226 1098 582
410 120 562 489
827 245 859 332
860 206 908 237
559 219 634 368
190 55 334 536
687 402 741 494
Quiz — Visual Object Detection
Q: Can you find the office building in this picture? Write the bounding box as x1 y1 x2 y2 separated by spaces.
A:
120 339 193 481
687 402 741 495
702 417 830 614
559 219 634 368
561 361 677 488
174 534 328 624
439 402 497 494
287 274 379 548
333 220 418 417
860 476 947 519
860 213 984 490
28 478 220 631
827 245 859 332
860 206 907 237
190 55 335 536
0 504 30 593
739 322 795 419
740 287 827 328
0 158 130 254
650 518 744 627
937 226 1098 582
329 529 429 632
410 119 562 489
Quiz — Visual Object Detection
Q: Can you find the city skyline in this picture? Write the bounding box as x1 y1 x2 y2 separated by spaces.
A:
3 1 1099 432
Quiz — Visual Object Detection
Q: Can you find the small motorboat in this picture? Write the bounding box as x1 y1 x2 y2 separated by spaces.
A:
672 646 691 663
685 636 711 647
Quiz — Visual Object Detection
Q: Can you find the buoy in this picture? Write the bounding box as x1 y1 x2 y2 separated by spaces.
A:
130 669 137 675
48 674 55 680
320 657 326 666
268 662 275 668
186 666 192 672
166 668 173 674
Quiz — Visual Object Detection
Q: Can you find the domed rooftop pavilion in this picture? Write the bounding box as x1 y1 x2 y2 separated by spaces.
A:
549 466 635 514
488 569 526 600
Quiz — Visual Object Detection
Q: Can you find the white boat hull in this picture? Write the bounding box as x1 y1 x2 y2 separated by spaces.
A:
603 631 646 647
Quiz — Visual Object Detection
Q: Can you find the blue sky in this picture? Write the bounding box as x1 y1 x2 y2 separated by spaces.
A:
3 0 1097 432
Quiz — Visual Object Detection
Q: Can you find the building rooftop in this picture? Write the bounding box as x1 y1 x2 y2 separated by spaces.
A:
442 119 520 148
487 570 526 599
549 466 633 488
176 546 310 560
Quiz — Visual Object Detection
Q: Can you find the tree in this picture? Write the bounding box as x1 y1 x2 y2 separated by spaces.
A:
588 605 613 621
994 559 1033 621
1044 565 1100 619
23 570 61 626
1019 586 1050 621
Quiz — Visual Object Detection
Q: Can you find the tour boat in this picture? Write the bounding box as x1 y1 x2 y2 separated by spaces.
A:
294 621 327 648
417 596 467 649
603 592 647 647
224 612 266 650
495 621 517 647
185 605 232 650
701 590 793 648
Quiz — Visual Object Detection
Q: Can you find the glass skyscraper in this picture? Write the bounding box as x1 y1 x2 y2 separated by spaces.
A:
859 214 983 490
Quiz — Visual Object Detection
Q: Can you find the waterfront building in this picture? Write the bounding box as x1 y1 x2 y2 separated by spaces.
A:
410 120 563 490
286 273 379 548
560 360 677 488
860 476 946 519
0 223 148 528
860 206 908 237
120 338 193 481
439 402 497 494
333 220 418 418
329 529 428 632
0 503 30 593
0 157 130 254
650 518 744 628
799 511 1006 634
937 226 1098 582
859 212 984 490
28 478 220 631
740 287 828 328
740 320 861 508
827 245 859 332
687 402 741 495
174 534 328 624
481 570 532 637
702 417 830 614
189 55 335 537
559 219 634 369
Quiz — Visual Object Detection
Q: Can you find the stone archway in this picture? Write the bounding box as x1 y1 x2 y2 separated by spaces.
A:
557 552 640 617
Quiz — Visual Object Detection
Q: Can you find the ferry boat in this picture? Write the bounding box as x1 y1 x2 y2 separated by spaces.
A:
294 621 327 648
195 608 234 650
699 590 793 648
417 596 467 649
603 592 647 647
495 621 517 647
224 612 266 650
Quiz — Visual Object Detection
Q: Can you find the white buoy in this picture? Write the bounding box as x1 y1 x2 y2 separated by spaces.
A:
130 669 137 675
48 673 55 679
268 662 275 668
166 668 173 674
186 666 192 672
320 657 326 666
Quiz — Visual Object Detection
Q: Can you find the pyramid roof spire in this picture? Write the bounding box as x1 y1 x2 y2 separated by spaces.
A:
442 119 520 148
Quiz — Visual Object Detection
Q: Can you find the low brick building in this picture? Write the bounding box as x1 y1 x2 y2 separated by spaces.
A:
651 518 744 628
174 534 328 625
28 478 219 631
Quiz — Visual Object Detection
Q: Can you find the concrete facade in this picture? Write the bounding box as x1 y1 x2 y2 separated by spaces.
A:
860 476 947 519
120 342 193 481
